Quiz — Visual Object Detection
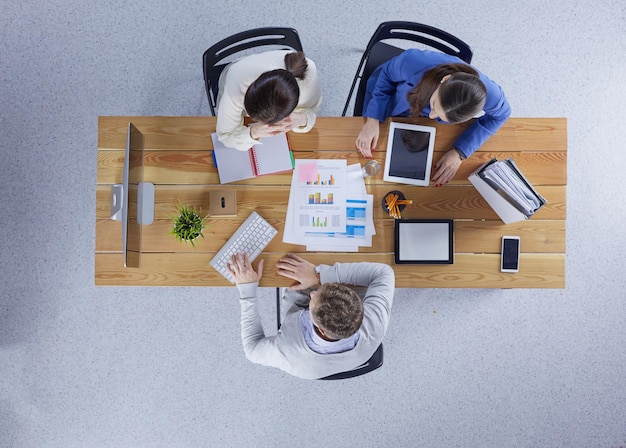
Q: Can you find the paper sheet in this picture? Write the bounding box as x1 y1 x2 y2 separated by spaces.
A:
284 162 376 252
305 195 375 251
283 160 347 244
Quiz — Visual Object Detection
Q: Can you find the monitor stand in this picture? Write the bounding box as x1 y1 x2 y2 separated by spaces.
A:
110 182 155 225
110 184 124 221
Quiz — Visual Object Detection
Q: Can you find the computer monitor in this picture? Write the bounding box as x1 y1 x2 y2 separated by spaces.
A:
110 122 154 268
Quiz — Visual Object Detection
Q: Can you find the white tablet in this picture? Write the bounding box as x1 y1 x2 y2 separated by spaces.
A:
383 122 436 186
394 219 454 264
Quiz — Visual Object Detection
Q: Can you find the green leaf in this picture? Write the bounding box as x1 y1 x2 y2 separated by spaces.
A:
170 201 209 247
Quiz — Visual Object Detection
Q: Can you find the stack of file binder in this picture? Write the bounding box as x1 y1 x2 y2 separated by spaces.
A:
468 158 547 224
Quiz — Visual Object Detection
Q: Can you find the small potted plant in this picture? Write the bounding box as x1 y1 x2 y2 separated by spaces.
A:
170 202 208 248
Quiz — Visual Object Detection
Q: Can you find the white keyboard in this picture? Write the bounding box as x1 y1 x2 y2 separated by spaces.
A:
209 211 278 282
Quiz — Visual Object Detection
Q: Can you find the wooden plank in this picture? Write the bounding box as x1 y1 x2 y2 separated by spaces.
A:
96 184 566 221
484 117 568 152
97 149 567 186
96 218 565 254
284 117 568 153
98 116 213 151
383 185 565 220
98 116 567 153
95 252 565 288
452 151 566 185
391 253 565 289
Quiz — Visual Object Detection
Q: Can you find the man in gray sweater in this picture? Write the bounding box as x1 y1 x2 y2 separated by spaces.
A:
227 252 395 380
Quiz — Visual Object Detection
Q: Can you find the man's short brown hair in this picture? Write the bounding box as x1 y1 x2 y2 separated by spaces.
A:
311 283 364 339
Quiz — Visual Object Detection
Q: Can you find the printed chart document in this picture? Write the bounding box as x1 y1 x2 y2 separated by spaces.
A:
304 164 375 252
283 159 348 244
304 196 375 252
283 162 376 252
211 133 293 184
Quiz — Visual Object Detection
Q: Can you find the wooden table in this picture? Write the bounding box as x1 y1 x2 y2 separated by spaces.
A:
96 116 566 288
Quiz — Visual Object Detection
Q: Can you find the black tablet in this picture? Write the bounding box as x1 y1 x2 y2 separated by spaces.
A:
394 219 454 264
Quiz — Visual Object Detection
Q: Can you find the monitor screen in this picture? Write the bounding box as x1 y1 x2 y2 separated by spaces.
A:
123 123 144 268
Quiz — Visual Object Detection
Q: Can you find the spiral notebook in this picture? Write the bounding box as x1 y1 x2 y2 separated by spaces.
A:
211 133 294 184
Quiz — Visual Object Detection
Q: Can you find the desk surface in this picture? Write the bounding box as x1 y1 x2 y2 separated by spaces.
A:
96 116 567 288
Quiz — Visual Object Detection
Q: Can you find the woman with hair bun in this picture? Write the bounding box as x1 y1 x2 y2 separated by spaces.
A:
216 50 322 151
356 49 511 186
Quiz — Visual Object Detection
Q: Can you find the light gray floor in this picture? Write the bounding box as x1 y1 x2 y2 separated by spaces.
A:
1 1 625 447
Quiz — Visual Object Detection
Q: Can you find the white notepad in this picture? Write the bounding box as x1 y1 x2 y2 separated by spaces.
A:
211 133 294 184
394 219 454 264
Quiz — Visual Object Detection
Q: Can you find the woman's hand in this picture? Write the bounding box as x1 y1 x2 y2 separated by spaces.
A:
287 112 307 129
249 113 307 140
276 253 319 291
226 252 264 285
432 149 463 187
249 121 292 139
355 118 380 158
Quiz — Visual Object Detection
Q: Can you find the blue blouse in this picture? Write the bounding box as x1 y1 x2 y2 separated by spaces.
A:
363 49 511 157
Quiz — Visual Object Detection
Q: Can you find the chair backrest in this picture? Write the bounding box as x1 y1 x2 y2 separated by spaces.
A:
202 27 304 115
319 343 384 380
342 21 473 116
275 288 384 380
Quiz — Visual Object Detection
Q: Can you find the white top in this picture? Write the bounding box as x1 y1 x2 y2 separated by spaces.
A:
216 50 322 151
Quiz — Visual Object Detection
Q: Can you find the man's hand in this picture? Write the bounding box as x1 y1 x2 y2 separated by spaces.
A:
355 118 380 158
431 148 463 187
276 253 319 291
226 252 263 285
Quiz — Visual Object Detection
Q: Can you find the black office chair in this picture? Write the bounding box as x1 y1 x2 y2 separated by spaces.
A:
342 21 473 117
202 27 304 116
319 343 384 380
275 289 384 380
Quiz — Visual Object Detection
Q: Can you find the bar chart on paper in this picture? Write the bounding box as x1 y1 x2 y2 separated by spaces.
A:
312 216 328 227
308 192 334 204
305 174 335 185
298 212 341 228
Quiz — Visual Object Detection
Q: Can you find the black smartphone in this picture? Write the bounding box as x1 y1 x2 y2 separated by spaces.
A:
501 236 520 273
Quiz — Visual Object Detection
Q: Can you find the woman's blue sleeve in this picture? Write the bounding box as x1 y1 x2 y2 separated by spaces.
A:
362 52 412 122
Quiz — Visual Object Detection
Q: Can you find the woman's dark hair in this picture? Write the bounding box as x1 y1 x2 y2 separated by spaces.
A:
244 51 308 124
407 63 487 124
